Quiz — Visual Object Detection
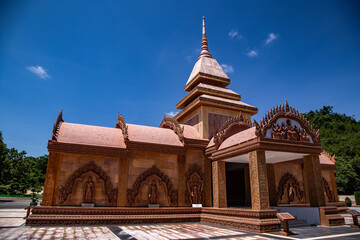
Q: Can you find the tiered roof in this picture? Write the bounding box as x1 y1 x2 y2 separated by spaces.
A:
176 17 257 119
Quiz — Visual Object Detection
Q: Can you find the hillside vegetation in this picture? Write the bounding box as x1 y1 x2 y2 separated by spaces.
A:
304 106 360 194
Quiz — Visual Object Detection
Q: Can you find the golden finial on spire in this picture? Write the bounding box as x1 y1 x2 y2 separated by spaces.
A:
198 16 212 59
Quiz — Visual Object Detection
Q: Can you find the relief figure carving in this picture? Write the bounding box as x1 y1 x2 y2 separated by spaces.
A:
271 119 310 142
148 180 159 204
84 176 95 203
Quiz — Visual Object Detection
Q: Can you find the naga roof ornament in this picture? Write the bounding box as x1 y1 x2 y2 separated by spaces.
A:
51 110 64 141
115 112 129 143
159 114 184 143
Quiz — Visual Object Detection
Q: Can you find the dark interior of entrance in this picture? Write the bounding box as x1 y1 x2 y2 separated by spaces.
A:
226 163 249 207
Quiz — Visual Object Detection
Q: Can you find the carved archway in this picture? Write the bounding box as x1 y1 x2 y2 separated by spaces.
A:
253 100 320 144
277 173 305 203
58 161 118 206
323 177 334 202
213 112 252 149
127 165 178 206
185 164 205 205
159 115 184 143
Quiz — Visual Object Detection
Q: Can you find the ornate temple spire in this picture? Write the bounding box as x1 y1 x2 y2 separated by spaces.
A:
198 16 212 59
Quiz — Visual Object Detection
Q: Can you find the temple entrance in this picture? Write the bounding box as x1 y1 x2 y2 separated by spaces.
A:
226 163 249 207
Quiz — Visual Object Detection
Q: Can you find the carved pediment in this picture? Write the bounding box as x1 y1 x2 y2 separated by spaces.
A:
159 115 184 143
52 110 64 141
213 112 252 148
115 113 129 143
253 101 320 144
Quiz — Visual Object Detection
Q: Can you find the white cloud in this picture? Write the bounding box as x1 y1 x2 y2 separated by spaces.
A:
220 64 234 73
247 50 258 57
26 65 51 79
265 33 278 45
165 111 179 117
228 29 242 40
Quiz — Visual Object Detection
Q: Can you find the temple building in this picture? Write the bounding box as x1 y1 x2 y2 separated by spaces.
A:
27 18 345 232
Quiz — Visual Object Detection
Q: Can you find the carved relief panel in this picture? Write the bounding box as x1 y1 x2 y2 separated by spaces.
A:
57 161 118 206
185 164 205 205
323 177 334 202
277 173 305 204
127 165 177 207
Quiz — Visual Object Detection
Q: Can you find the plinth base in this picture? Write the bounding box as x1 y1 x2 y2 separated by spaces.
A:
192 204 202 208
81 203 95 207
280 231 294 236
148 204 160 208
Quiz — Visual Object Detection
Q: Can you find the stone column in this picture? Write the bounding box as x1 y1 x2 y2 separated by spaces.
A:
204 156 212 207
267 164 277 206
42 152 61 206
303 154 326 207
330 170 339 202
212 160 227 208
249 150 270 210
244 164 251 206
177 155 186 207
117 157 129 207
301 163 310 203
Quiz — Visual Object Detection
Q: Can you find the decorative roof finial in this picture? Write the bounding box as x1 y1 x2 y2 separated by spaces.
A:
198 16 212 59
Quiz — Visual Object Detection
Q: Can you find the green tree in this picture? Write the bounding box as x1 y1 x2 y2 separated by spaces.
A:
304 106 360 194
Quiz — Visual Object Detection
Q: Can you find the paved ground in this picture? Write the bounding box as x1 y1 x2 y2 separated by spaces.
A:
0 198 34 209
0 202 359 240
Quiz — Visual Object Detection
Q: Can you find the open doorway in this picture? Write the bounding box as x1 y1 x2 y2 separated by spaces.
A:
226 163 250 207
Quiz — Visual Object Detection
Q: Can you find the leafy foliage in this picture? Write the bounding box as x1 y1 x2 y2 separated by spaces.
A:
0 131 48 195
304 106 360 194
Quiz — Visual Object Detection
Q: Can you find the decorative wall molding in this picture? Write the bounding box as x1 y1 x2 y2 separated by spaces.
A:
277 172 305 203
159 115 184 143
115 113 129 143
48 141 128 157
213 112 252 148
323 177 334 202
253 100 320 144
127 165 178 206
58 161 118 206
185 164 205 205
51 110 64 141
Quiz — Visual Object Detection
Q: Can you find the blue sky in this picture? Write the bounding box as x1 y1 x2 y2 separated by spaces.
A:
0 0 359 157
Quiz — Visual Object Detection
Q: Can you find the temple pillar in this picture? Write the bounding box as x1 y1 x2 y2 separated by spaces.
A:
249 150 270 210
204 156 212 207
42 152 61 206
177 155 186 206
301 163 310 203
244 164 251 206
267 164 277 206
212 160 227 208
117 157 129 207
330 170 339 202
303 154 326 207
